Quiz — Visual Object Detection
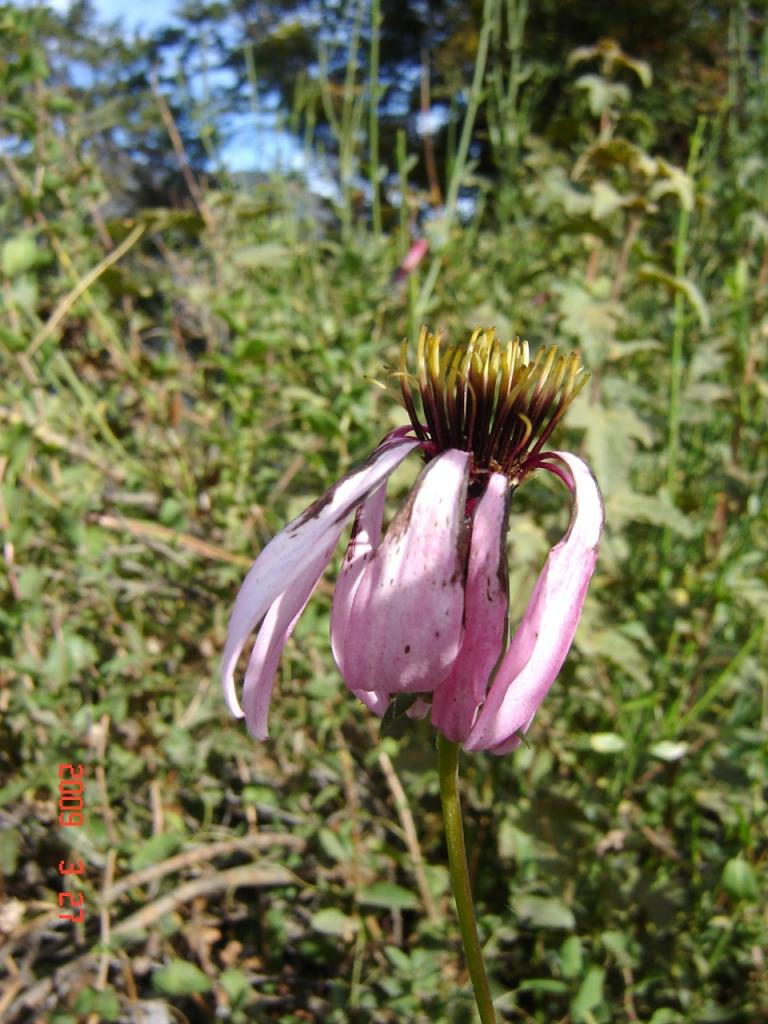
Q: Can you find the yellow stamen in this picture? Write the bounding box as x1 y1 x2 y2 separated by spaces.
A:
397 326 588 481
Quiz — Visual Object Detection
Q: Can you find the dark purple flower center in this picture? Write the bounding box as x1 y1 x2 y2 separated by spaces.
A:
399 327 588 486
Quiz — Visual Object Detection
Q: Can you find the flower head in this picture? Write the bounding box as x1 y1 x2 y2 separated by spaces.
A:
400 326 587 484
222 327 604 753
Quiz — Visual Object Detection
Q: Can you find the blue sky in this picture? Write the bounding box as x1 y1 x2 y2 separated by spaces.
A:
48 0 179 33
42 0 313 175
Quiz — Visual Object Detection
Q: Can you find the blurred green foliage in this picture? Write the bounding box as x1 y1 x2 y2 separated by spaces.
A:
0 1 766 1022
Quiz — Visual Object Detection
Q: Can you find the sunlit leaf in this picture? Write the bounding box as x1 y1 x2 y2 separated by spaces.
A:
358 882 420 911
514 895 575 929
153 961 211 995
638 264 710 329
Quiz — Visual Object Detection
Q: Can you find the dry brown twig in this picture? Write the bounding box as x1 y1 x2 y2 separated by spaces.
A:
26 224 146 359
104 833 305 903
112 862 300 936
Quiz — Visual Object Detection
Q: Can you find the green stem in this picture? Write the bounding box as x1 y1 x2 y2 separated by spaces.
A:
437 735 496 1024
415 0 496 320
368 0 382 235
676 621 764 731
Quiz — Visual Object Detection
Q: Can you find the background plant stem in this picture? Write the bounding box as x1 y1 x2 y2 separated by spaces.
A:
368 0 382 235
415 0 496 320
662 116 705 566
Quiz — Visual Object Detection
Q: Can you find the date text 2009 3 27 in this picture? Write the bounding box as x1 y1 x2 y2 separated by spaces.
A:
57 763 86 925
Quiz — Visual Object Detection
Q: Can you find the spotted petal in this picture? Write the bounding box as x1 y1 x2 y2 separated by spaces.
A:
338 448 470 697
465 452 604 753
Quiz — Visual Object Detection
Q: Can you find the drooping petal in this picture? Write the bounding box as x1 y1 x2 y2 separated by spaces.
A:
431 473 510 742
340 448 470 697
465 452 604 753
221 436 421 718
240 534 339 739
329 483 390 714
330 483 387 677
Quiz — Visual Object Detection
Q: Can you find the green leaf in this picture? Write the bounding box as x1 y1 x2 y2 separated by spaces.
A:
73 987 120 1021
620 54 652 87
525 164 591 218
497 821 537 862
575 74 630 117
567 41 651 87
589 732 627 754
158 497 186 527
588 627 652 688
0 781 27 808
236 243 294 269
571 966 605 1021
514 895 575 930
318 827 354 864
721 857 759 901
1 234 39 277
638 264 710 329
130 831 184 871
153 960 212 996
610 491 694 536
606 338 664 361
560 935 584 979
648 1010 684 1024
358 882 420 911
48 94 76 113
648 740 689 762
384 945 412 972
161 727 198 767
649 160 694 211
0 829 21 874
220 968 252 1009
518 978 570 994
600 930 634 966
311 908 360 939
0 325 27 351
567 404 653 495
554 280 622 366
590 180 626 220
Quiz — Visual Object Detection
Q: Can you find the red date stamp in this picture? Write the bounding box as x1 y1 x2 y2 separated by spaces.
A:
57 763 86 924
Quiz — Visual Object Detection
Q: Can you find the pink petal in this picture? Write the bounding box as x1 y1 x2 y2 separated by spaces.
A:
240 537 338 739
339 449 471 696
329 483 391 715
431 473 510 742
464 452 604 753
353 687 390 715
330 483 387 677
221 437 420 719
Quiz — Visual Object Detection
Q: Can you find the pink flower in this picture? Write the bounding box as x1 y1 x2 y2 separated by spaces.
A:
222 328 604 753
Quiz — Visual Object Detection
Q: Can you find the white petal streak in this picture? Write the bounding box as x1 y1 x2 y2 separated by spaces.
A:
465 452 604 752
221 438 420 718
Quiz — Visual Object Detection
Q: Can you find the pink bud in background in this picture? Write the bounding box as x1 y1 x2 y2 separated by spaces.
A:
390 237 429 286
